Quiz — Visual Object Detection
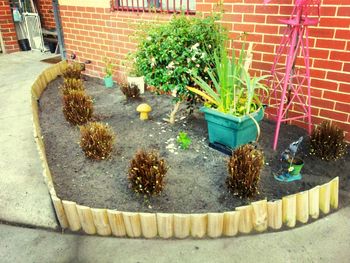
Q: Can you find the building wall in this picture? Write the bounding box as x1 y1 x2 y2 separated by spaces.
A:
0 0 19 53
37 0 56 29
58 0 350 140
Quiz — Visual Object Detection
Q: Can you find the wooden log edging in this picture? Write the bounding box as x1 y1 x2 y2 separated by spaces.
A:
32 61 340 239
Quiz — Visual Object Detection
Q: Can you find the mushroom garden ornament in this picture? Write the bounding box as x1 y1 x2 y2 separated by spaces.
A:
137 103 152 120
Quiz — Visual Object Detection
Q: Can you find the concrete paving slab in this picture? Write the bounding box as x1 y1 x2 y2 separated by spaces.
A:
0 51 59 229
1 207 350 263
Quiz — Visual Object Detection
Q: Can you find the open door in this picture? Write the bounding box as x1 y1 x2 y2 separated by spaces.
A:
0 30 4 53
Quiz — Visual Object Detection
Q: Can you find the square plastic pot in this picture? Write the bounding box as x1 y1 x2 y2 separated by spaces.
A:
104 76 114 88
200 107 264 150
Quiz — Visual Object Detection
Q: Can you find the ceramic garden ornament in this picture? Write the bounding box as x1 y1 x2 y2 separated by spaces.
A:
275 136 304 182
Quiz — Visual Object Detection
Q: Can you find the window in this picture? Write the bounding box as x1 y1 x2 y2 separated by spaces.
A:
113 0 196 14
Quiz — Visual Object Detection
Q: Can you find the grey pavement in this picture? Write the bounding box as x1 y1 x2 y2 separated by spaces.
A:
0 51 58 229
1 207 350 263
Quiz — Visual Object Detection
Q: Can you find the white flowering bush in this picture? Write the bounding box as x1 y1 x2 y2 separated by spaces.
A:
134 15 226 122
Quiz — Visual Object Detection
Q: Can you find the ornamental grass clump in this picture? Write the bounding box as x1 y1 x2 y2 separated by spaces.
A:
227 144 264 198
128 150 168 197
61 78 85 95
80 122 115 160
63 62 83 79
310 121 347 161
63 90 93 125
120 83 140 100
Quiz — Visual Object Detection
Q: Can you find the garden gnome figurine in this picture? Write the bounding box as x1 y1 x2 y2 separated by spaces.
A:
275 136 304 182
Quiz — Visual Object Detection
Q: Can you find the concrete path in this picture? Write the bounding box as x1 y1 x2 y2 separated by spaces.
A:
1 207 350 263
0 51 58 229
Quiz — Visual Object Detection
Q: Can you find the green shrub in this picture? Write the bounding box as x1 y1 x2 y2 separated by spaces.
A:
63 90 93 125
133 14 227 122
227 144 264 198
310 121 347 161
80 122 115 160
128 150 168 196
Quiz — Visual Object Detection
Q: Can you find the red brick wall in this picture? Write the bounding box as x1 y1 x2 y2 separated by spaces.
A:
0 0 19 53
59 0 350 140
37 0 56 29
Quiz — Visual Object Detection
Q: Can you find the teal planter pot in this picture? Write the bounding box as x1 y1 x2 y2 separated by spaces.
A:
200 107 264 151
104 76 114 88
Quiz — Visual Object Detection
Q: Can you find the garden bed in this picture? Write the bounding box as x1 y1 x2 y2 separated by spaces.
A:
39 76 350 214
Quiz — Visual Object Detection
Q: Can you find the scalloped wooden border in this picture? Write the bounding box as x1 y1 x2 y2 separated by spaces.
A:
32 61 340 238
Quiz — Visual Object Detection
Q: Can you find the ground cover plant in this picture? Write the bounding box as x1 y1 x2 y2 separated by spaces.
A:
62 90 93 125
80 122 115 160
120 83 140 100
310 121 347 161
128 150 168 197
61 78 85 95
227 144 264 198
63 62 83 79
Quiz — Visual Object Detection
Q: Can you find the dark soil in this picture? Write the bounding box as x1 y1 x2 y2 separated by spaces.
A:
39 76 350 213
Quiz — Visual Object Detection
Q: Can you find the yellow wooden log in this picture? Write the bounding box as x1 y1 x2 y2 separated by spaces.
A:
31 82 42 99
330 177 339 209
267 200 282 230
157 213 173 239
308 186 320 219
107 210 126 237
91 208 111 236
282 194 296 227
76 205 96 235
222 211 240 236
190 214 207 238
207 213 224 238
251 200 268 232
319 182 331 214
140 213 157 238
173 214 190 239
51 196 68 228
296 190 309 224
122 212 141 238
62 200 81 231
42 169 56 197
236 205 253 234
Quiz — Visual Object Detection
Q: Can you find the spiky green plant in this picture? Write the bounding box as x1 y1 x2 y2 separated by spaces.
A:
310 121 347 161
80 122 115 160
128 150 168 196
227 144 264 198
188 41 269 117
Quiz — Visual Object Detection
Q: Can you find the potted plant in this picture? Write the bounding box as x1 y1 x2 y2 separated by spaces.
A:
275 137 304 182
103 58 114 88
127 65 145 94
187 41 269 153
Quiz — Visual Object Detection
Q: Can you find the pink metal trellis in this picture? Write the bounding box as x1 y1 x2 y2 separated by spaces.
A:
266 0 321 150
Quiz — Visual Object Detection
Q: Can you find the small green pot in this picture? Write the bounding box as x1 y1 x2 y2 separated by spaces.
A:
288 158 304 176
104 75 114 88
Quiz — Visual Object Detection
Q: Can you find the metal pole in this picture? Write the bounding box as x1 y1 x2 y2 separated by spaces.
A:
52 0 66 59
